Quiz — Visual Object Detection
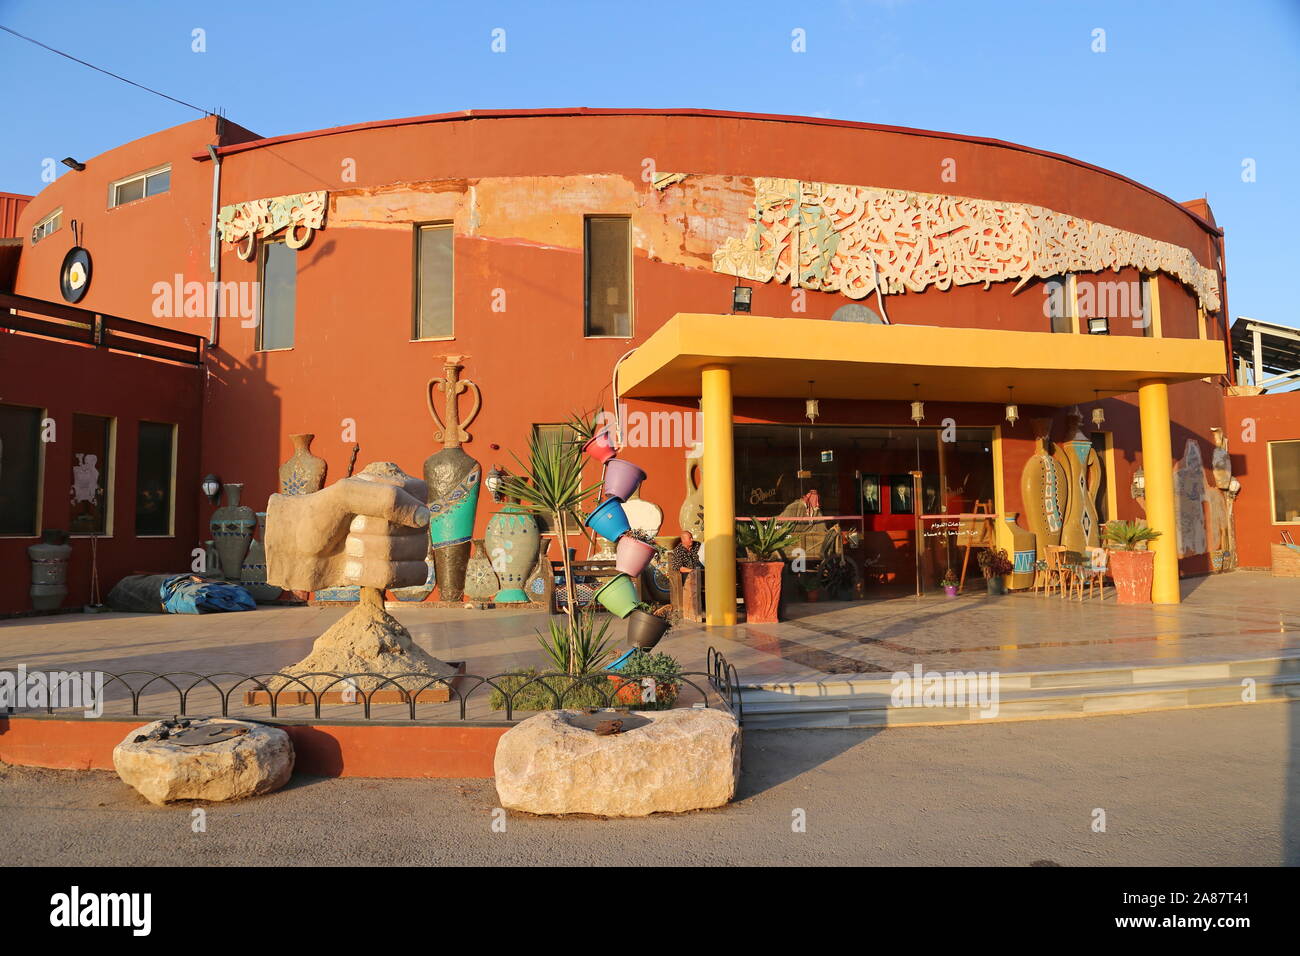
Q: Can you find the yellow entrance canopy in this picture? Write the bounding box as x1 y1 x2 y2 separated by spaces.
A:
619 314 1226 405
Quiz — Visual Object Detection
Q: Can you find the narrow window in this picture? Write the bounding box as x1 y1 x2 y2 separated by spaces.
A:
1045 275 1072 333
585 216 632 337
414 223 454 339
31 208 62 244
257 240 297 350
70 414 113 535
135 422 176 536
109 165 171 207
0 404 43 535
1268 440 1300 523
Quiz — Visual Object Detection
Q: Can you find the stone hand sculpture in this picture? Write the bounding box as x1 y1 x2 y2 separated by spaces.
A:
265 464 430 592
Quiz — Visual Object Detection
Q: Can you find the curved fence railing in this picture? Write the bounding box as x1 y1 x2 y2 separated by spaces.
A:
0 647 744 725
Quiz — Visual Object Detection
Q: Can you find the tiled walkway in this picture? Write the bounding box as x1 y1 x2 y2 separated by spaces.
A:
2 572 1296 718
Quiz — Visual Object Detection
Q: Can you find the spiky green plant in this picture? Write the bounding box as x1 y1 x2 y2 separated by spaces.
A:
535 608 616 674
498 424 603 673
736 517 798 561
1102 520 1163 551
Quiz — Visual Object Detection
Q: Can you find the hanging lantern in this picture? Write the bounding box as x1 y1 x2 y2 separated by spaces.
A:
1004 387 1019 427
910 384 924 424
1091 391 1105 428
805 380 819 424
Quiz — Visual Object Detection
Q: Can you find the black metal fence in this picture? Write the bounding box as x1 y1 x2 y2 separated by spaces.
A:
0 647 744 725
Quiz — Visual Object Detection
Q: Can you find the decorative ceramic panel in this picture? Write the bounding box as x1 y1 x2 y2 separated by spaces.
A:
713 178 1221 312
218 191 328 261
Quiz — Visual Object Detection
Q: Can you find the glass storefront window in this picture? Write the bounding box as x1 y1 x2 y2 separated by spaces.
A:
71 414 112 535
1269 440 1300 523
0 404 42 535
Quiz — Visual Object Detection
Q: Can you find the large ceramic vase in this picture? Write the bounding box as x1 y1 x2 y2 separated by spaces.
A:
1055 408 1102 553
1020 418 1066 562
1003 515 1037 591
484 505 540 603
679 451 704 537
278 433 327 495
240 512 283 603
462 540 500 601
211 483 256 581
1110 550 1154 604
424 357 483 602
740 560 783 623
27 529 72 611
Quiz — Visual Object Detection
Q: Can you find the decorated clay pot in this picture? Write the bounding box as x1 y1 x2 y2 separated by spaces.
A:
740 560 783 623
615 535 656 577
585 496 631 543
425 446 481 602
593 572 639 618
203 540 220 578
582 429 618 464
1109 550 1155 605
462 540 500 601
211 483 255 581
240 512 283 603
27 529 71 611
278 433 327 495
625 608 669 650
484 505 541 603
602 458 646 501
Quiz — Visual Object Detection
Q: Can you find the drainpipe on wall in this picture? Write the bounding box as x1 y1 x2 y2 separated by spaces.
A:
206 144 222 347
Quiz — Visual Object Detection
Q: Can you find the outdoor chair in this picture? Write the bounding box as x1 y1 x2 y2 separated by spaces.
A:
1060 550 1087 600
1083 547 1109 599
1042 546 1068 597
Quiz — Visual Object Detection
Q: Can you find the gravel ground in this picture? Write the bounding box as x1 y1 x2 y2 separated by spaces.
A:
2 703 1297 866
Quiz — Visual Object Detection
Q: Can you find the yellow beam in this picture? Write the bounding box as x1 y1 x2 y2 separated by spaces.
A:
1138 380 1181 604
701 364 736 627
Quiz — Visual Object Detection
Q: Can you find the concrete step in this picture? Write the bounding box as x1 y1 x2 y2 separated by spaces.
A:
738 659 1300 729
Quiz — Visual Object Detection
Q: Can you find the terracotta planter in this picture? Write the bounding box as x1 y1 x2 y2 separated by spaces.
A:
593 572 639 618
582 429 617 464
625 608 669 650
1109 549 1155 604
608 673 679 706
602 458 646 501
740 560 783 623
615 535 656 576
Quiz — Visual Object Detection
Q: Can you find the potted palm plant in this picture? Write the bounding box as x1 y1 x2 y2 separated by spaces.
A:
735 517 797 623
498 427 603 673
1103 520 1163 604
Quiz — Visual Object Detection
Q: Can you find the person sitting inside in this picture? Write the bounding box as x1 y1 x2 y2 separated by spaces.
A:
671 530 703 570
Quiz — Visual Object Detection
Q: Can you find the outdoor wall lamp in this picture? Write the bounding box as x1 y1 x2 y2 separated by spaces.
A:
805 380 819 424
1091 390 1106 428
1088 315 1110 335
731 284 752 313
1004 386 1019 427
910 383 925 425
60 157 85 171
201 474 222 505
1131 468 1145 500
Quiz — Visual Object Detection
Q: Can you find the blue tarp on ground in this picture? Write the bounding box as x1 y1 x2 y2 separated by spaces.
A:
160 575 256 614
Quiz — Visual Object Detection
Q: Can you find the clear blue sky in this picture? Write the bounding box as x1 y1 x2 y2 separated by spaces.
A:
2 0 1297 327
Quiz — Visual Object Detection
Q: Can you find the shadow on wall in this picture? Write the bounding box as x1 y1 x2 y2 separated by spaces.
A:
202 347 283 530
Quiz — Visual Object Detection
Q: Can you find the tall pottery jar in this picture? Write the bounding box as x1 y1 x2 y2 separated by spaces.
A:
278 433 327 495
28 529 72 611
211 483 255 581
484 505 540 603
424 358 483 602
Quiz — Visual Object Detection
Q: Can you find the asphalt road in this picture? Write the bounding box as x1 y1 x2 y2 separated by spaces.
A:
2 704 1297 866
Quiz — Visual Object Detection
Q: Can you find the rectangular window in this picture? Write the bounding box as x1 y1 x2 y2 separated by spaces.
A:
0 404 42 535
109 165 171 207
70 414 113 535
257 240 297 350
414 223 454 339
1045 275 1072 333
135 422 176 536
31 208 62 244
584 216 632 337
1268 440 1300 523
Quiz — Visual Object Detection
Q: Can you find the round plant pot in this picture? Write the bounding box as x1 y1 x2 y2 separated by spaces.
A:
608 673 679 707
582 429 618 464
593 572 639 618
1109 549 1155 604
803 589 822 603
615 535 656 576
943 585 958 598
740 560 784 623
584 496 632 542
984 575 1008 596
625 608 669 650
602 458 646 501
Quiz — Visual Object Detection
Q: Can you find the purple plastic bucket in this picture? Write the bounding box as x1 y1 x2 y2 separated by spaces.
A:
602 458 646 502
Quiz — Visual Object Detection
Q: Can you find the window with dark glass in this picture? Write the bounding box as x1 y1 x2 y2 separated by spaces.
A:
0 404 42 535
1269 440 1300 523
257 240 296 350
584 216 632 337
414 223 454 339
135 422 175 536
1045 275 1072 333
70 414 112 535
530 423 579 533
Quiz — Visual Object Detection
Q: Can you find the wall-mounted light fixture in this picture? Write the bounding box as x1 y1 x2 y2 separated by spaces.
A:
1131 467 1145 500
60 157 85 172
1088 316 1110 335
1004 386 1019 427
910 383 925 425
201 474 221 505
805 380 819 424
731 285 752 314
1091 390 1106 428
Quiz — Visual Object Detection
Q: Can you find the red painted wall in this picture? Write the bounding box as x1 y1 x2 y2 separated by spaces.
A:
1223 392 1300 568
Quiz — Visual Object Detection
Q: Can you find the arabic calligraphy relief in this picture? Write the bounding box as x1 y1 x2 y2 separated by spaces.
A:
218 191 328 261
712 178 1221 312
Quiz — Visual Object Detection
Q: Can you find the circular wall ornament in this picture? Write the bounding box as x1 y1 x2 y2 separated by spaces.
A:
59 247 92 303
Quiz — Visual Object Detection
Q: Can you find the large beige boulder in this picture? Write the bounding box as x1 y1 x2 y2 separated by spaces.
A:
494 708 741 817
113 719 294 806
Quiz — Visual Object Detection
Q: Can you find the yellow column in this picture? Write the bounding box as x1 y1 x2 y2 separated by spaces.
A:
1138 379 1181 604
701 364 736 626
